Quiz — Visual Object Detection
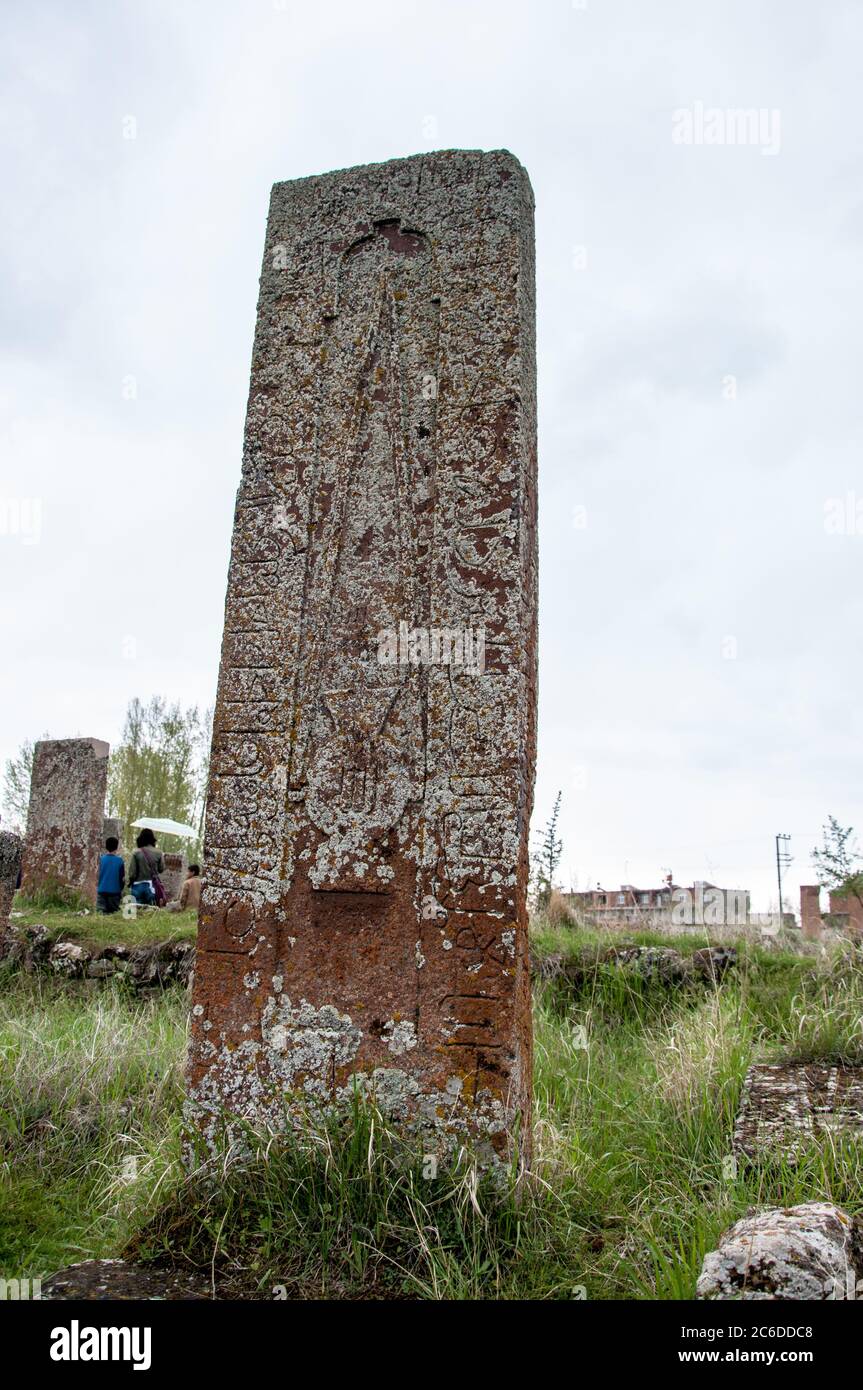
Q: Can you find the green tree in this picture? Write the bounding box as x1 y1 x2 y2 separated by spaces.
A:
2 735 47 833
812 816 863 909
192 704 214 857
531 791 563 909
107 697 206 856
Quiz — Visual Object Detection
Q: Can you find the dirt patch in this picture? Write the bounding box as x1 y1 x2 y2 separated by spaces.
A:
42 1259 216 1300
41 1258 413 1301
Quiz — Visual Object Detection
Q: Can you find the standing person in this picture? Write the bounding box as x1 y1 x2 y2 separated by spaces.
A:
96 836 125 914
128 828 167 907
167 864 202 913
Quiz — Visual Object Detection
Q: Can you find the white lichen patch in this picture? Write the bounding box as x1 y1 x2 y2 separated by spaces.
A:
337 1069 509 1167
341 1067 419 1120
382 1019 417 1055
261 994 362 1096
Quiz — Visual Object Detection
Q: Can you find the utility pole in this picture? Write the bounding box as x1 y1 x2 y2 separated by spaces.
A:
775 833 792 927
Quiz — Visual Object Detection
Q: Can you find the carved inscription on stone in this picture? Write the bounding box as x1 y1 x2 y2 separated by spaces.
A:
187 151 537 1166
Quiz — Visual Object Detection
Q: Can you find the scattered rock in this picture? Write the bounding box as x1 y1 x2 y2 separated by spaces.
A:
0 926 195 992
86 959 116 979
532 944 737 992
691 946 737 983
612 945 693 984
3 922 53 970
50 942 88 977
734 1062 863 1160
532 950 568 982
697 1202 863 1300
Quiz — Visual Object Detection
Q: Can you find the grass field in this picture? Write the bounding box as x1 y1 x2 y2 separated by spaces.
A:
2 907 862 1298
9 898 198 947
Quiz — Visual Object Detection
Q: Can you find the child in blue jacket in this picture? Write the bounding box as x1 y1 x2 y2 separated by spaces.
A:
97 836 125 914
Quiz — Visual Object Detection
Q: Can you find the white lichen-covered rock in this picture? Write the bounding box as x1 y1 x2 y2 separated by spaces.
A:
697 1202 862 1300
50 942 88 976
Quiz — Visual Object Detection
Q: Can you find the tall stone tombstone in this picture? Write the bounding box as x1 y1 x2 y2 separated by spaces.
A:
103 816 123 848
187 150 537 1168
21 738 110 904
0 831 22 942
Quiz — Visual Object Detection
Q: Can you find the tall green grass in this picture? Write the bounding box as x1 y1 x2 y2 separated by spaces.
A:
0 976 186 1277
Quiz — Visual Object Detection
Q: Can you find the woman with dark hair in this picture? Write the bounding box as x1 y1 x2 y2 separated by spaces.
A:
127 828 167 907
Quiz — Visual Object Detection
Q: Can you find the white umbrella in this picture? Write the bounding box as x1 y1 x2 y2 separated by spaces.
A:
131 816 199 839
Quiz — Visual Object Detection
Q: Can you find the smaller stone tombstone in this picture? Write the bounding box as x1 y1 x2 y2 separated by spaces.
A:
103 817 123 848
21 738 110 904
0 831 23 940
734 1062 863 1159
161 853 187 903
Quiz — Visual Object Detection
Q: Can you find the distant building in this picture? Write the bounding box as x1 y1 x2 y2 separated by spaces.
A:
565 875 751 928
800 884 863 939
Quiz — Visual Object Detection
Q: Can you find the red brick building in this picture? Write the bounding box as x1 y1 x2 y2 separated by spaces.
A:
799 884 863 938
565 877 750 928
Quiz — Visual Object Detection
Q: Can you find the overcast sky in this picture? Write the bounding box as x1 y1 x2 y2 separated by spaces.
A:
2 0 861 910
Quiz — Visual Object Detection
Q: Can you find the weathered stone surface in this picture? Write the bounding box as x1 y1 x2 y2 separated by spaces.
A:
124 940 195 988
697 1202 863 1300
21 738 109 904
102 816 123 847
51 941 88 976
86 958 117 978
531 943 736 991
734 1062 863 1160
161 852 187 902
1 926 195 989
187 150 537 1166
612 944 737 985
4 921 52 970
0 830 22 940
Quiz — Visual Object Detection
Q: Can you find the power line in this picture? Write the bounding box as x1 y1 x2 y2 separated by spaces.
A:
605 832 819 856
776 832 792 914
